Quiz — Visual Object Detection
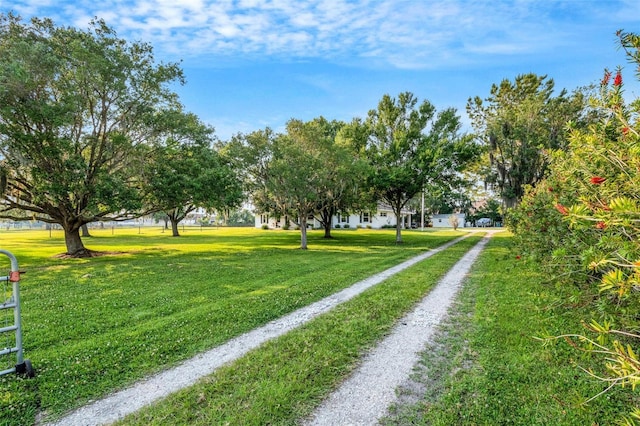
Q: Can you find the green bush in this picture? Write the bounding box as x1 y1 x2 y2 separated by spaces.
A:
261 224 269 230
507 31 640 422
334 224 341 228
506 174 592 287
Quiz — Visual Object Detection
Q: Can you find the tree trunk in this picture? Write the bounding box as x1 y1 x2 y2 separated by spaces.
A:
320 207 334 239
64 227 91 257
81 224 91 237
395 221 403 244
503 196 518 209
170 217 181 237
394 206 403 244
323 224 332 239
299 216 308 249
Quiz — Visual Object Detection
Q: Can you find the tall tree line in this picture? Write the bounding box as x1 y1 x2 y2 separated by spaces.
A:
0 13 593 256
230 93 479 248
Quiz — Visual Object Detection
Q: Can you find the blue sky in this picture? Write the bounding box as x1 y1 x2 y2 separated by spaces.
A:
3 0 640 140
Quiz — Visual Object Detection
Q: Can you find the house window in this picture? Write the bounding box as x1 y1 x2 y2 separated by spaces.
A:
380 212 387 217
261 214 268 224
361 212 370 223
340 213 349 223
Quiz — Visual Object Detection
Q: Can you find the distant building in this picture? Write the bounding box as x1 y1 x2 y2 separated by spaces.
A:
429 213 467 228
255 204 414 229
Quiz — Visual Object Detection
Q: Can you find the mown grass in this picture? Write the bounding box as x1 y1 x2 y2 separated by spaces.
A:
0 227 462 426
382 233 640 425
115 234 483 425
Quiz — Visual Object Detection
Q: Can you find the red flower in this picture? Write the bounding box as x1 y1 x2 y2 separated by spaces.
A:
515 255 521 260
590 176 606 185
623 127 630 135
548 187 554 192
602 70 611 86
596 221 607 230
555 204 569 215
614 70 623 87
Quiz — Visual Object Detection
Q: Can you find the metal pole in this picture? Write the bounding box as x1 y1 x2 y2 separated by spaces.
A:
421 191 425 231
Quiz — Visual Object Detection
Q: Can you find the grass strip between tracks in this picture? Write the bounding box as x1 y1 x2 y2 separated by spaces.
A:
116 235 483 425
382 233 639 425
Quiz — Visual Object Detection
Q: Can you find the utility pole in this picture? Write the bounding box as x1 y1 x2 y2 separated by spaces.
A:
420 190 425 231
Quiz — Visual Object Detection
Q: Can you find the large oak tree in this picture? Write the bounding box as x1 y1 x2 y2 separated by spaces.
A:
142 111 243 237
0 15 184 256
292 117 365 239
226 128 278 221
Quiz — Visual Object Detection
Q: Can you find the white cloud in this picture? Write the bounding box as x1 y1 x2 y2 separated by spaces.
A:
2 0 634 69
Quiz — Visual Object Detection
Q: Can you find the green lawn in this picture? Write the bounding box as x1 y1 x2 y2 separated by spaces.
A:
0 227 463 426
116 234 482 425
4 229 635 426
382 233 640 425
118 233 640 426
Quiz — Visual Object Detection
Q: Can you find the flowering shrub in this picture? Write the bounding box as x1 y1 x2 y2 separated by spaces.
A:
559 63 640 306
509 31 640 421
506 170 592 287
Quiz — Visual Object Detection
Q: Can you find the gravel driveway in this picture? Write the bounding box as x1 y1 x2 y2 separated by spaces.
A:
42 233 490 426
305 234 489 425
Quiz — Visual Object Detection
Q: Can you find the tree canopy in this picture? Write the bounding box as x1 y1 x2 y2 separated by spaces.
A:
0 14 184 256
300 117 366 239
467 73 588 207
142 111 243 237
348 92 478 243
228 116 367 248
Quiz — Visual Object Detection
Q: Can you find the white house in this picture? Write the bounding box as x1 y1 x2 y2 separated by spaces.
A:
255 204 414 230
430 213 467 228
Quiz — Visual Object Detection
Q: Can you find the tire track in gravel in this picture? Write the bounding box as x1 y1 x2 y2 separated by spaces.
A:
42 234 475 426
305 232 493 426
